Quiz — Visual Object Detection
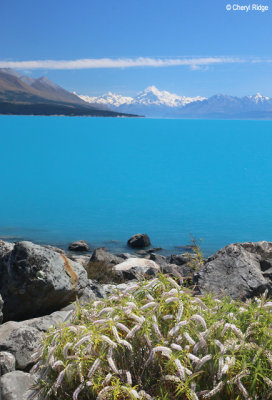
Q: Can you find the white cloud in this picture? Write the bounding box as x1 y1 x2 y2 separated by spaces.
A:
0 56 244 70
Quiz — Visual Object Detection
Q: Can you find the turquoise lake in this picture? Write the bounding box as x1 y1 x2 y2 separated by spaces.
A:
1 116 272 256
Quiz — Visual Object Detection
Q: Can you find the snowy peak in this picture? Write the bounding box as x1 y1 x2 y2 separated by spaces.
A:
76 92 134 107
77 86 206 108
248 93 270 103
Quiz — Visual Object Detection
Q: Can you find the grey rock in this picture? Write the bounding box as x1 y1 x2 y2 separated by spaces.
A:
42 245 65 254
0 240 88 321
68 240 90 252
127 233 151 249
147 247 163 253
78 279 106 302
170 253 197 266
117 253 137 260
0 352 16 375
0 370 35 400
198 241 272 299
113 258 159 280
90 248 123 266
0 310 72 370
68 254 90 266
0 322 42 370
148 253 168 268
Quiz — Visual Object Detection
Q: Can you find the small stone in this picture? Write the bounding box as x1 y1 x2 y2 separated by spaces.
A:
68 240 90 252
127 233 151 249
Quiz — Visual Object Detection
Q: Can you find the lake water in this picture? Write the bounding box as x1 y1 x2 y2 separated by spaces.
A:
0 116 272 256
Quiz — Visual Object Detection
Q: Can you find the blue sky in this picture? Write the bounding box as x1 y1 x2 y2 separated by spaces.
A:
1 0 272 96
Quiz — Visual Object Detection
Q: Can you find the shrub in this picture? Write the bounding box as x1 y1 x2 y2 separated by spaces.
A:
33 274 272 399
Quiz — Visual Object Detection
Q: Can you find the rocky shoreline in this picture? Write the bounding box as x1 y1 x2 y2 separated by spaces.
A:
0 234 272 399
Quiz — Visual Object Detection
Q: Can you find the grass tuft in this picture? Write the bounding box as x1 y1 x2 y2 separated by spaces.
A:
33 274 272 399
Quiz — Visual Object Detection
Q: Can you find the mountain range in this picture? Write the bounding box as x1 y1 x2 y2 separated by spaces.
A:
76 86 272 119
0 69 135 117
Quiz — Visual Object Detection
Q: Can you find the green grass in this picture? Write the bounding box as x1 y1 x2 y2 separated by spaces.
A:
32 274 272 399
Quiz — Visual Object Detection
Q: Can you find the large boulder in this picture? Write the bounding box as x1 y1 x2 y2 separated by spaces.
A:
68 240 90 252
0 310 72 370
0 241 88 321
198 241 272 299
113 258 159 280
127 233 151 249
0 370 35 400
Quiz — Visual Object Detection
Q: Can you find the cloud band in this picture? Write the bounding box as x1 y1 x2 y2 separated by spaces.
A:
0 56 244 70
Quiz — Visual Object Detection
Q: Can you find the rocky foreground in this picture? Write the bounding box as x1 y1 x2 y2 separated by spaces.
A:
0 235 272 399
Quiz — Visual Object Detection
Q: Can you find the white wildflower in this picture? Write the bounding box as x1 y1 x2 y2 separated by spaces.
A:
116 322 130 334
138 390 154 399
184 332 196 345
236 378 250 399
112 326 120 342
191 314 207 330
214 339 224 354
191 297 208 310
63 342 73 359
102 373 112 385
121 386 140 399
221 356 235 376
163 375 181 383
230 324 244 339
99 307 115 316
128 313 145 324
188 353 200 363
167 276 181 290
165 296 179 304
54 369 65 390
152 315 162 338
100 335 117 348
52 360 64 370
196 354 212 370
97 386 113 399
164 288 178 297
177 301 184 321
140 302 157 311
144 334 152 348
174 358 185 381
145 278 159 289
169 320 187 336
107 353 119 374
123 284 139 294
92 318 108 325
74 335 92 348
93 300 104 307
171 343 182 351
163 314 174 320
126 323 142 339
120 339 133 351
263 376 272 388
126 371 132 385
202 381 224 398
88 358 101 378
146 293 155 301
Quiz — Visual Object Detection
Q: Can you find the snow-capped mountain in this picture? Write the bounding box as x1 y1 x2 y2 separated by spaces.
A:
247 93 270 104
75 87 272 118
75 86 206 117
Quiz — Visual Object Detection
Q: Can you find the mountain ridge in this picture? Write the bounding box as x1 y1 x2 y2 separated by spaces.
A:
0 69 137 117
76 86 272 119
